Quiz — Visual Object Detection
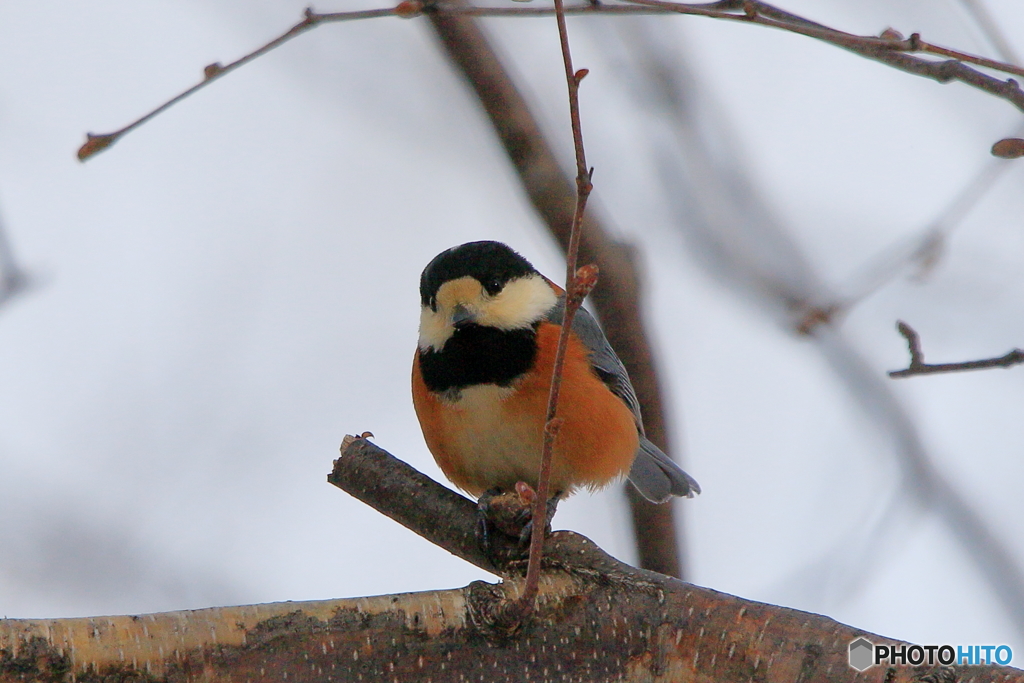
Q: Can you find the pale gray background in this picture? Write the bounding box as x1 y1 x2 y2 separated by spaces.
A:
0 0 1022 658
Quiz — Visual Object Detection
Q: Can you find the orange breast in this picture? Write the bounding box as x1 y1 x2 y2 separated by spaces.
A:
411 322 639 498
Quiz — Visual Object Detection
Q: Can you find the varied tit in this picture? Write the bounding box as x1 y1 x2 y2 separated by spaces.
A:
412 241 700 509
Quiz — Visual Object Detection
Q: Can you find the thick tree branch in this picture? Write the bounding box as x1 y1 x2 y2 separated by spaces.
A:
7 438 1017 681
889 321 1024 378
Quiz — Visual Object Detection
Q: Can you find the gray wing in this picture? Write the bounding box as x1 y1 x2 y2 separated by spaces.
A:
545 299 700 503
545 298 642 425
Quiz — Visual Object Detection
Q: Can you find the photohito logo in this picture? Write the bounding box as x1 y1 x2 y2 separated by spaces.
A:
848 638 1013 671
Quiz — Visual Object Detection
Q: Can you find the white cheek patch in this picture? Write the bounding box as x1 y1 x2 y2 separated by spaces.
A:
477 275 557 330
419 306 454 351
418 273 556 350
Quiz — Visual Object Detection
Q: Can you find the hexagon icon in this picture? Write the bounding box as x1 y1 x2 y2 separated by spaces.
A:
849 637 875 671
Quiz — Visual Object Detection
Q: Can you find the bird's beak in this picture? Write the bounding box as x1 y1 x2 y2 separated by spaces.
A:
451 304 475 328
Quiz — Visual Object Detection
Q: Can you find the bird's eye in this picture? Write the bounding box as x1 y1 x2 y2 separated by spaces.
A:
483 279 503 296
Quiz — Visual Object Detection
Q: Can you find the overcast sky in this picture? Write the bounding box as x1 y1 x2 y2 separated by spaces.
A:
1 0 1022 659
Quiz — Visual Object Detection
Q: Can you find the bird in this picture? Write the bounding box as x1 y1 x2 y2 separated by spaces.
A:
411 240 699 513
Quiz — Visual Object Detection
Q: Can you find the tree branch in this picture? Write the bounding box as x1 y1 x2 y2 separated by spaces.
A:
889 321 1024 378
76 8 396 161
743 0 1024 112
2 437 1021 681
7 437 1015 682
78 1 1024 161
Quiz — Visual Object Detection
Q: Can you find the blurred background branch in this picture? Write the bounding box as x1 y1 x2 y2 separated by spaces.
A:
889 320 1024 378
590 9 1024 637
0 203 28 311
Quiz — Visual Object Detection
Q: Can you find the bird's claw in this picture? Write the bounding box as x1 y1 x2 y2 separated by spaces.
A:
515 495 559 550
475 483 560 559
475 488 503 557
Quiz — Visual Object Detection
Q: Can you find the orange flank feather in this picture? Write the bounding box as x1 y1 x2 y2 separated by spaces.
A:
412 322 639 498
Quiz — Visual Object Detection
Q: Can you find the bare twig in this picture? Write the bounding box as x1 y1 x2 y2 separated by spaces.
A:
602 16 1024 633
831 0 1024 311
79 1 1024 160
520 0 596 614
77 7 395 161
740 0 1024 113
328 435 517 574
426 6 685 579
623 0 1024 77
628 0 1024 115
889 321 1024 378
918 38 1024 78
520 267 598 611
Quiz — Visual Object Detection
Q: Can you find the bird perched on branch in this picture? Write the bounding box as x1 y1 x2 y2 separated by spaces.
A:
412 241 699 514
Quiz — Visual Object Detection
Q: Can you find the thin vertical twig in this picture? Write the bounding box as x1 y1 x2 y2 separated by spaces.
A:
519 0 596 612
424 6 685 580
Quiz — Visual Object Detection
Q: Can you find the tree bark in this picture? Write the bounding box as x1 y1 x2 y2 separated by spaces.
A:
2 436 1019 682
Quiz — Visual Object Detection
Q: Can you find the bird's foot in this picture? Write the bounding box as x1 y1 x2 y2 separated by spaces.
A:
475 483 560 559
512 482 559 550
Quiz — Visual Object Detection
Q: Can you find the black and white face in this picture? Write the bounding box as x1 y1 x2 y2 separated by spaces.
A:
417 242 558 352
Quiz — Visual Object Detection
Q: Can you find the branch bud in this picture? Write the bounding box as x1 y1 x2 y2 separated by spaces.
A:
204 63 224 80
569 264 599 302
77 133 118 162
395 0 423 18
992 137 1024 159
544 417 565 439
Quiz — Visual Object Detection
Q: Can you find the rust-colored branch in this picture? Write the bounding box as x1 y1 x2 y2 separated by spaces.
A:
917 38 1024 79
76 8 395 161
624 0 1024 77
425 3 685 578
521 266 599 611
740 0 1024 113
889 321 1024 378
79 1 1024 160
519 0 598 615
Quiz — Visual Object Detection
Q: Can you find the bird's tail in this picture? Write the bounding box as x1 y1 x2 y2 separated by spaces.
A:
627 437 701 503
